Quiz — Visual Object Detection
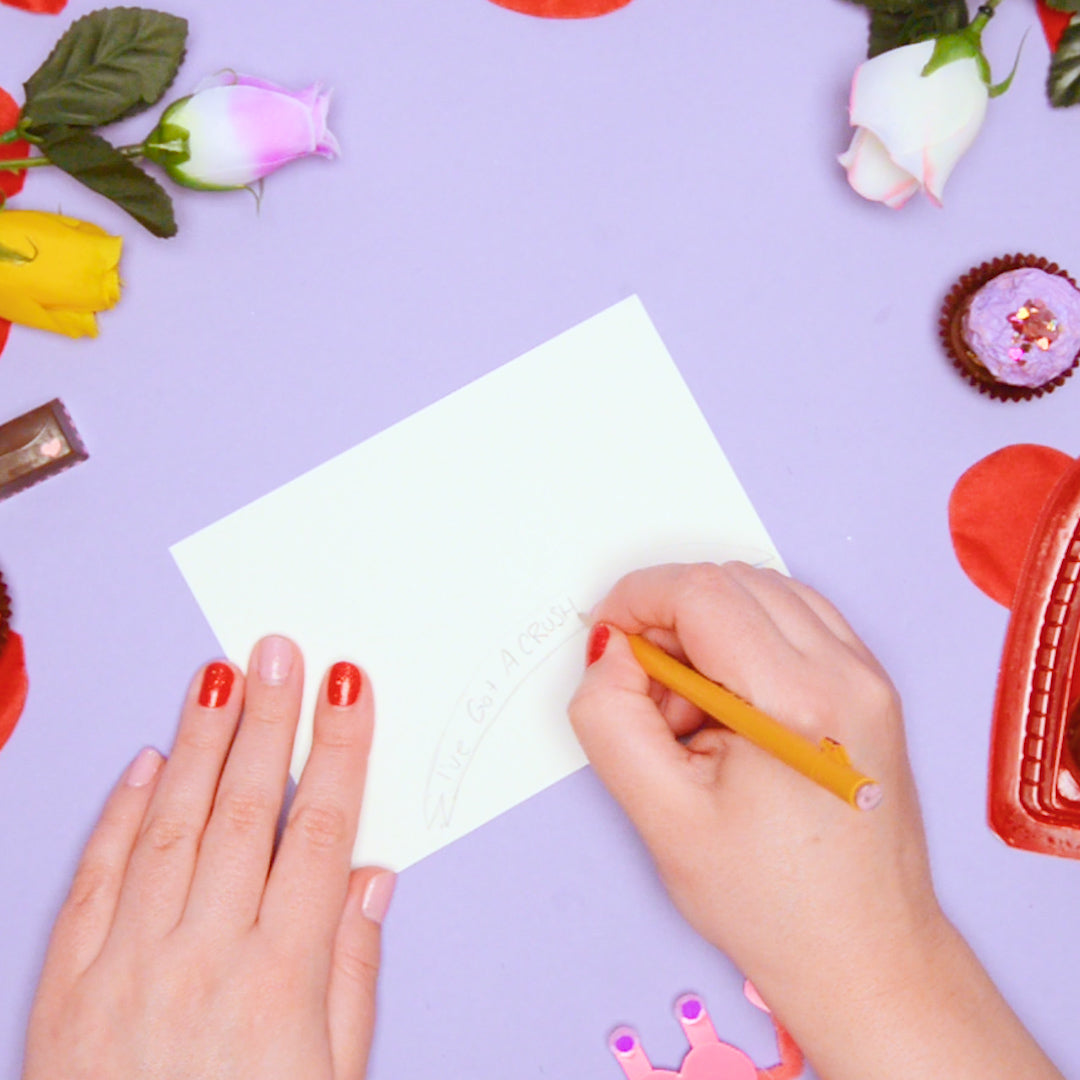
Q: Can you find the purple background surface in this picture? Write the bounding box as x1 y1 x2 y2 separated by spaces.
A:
1 1 1078 1077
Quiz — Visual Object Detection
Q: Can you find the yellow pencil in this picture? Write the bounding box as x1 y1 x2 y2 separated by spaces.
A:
627 634 882 811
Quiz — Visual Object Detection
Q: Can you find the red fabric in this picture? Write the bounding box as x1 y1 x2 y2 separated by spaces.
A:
0 86 29 200
0 632 28 754
0 0 67 12
949 444 1074 608
0 320 10 358
488 0 632 16
1036 0 1072 52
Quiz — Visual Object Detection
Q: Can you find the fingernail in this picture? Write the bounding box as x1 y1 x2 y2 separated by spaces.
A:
586 623 611 666
125 746 163 788
257 635 294 686
327 661 362 707
360 870 396 925
198 662 235 708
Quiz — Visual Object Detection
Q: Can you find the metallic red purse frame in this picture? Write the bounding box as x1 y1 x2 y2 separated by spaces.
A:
990 456 1080 858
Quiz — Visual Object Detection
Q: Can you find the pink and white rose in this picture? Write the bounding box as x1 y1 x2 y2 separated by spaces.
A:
839 39 989 208
146 74 339 190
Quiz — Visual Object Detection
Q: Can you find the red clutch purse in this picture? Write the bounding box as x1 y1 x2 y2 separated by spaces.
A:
951 446 1080 858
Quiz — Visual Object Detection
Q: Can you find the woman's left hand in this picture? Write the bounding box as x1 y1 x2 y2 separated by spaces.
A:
22 636 394 1080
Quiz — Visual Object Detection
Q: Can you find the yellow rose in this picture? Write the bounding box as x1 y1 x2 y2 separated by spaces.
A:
0 210 122 339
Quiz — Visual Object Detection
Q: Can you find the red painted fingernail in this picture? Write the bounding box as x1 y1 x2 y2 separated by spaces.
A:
586 623 611 667
199 662 234 708
328 661 362 707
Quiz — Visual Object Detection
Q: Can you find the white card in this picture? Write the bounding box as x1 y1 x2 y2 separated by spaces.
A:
171 297 783 870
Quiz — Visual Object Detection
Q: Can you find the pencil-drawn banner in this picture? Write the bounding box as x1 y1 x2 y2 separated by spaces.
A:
425 596 582 830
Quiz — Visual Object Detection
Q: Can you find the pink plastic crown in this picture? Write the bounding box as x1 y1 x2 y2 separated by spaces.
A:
608 982 804 1080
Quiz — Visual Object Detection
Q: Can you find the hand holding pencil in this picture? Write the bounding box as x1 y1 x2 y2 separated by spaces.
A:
568 562 951 1077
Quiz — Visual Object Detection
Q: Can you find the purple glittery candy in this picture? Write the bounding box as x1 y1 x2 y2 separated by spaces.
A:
962 268 1080 388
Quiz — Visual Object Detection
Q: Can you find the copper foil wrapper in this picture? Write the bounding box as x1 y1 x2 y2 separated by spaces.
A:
939 253 1080 402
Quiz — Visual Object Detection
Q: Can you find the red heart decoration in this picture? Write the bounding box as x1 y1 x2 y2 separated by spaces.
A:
0 632 28 754
0 0 68 13
949 445 1074 607
487 0 633 17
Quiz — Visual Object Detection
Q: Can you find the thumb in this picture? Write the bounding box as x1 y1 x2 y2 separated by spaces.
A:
328 866 395 1080
568 624 693 828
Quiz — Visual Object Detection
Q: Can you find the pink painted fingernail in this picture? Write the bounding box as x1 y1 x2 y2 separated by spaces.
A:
256 635 293 685
125 747 163 788
361 870 396 925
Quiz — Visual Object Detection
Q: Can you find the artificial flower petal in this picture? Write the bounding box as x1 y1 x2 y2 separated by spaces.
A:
0 0 67 11
838 128 919 209
0 211 122 339
1037 0 1071 52
0 87 30 201
920 108 986 206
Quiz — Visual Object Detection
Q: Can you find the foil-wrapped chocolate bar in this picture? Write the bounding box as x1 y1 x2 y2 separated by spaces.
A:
0 399 88 500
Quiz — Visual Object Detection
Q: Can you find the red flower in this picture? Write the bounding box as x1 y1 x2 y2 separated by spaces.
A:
1036 0 1071 52
0 88 24 356
0 0 67 12
0 86 29 201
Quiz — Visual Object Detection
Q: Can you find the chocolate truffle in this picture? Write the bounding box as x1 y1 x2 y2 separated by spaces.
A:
941 255 1080 401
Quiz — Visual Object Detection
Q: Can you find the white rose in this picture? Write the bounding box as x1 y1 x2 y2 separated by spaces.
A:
839 38 989 208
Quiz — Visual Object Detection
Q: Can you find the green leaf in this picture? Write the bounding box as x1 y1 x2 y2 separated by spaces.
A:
988 30 1027 97
842 0 937 13
22 7 188 133
36 126 177 237
1044 0 1080 12
1048 21 1080 106
867 0 969 58
141 116 190 170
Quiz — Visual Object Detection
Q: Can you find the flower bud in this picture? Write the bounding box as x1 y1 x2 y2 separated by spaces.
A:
145 74 339 190
839 39 989 208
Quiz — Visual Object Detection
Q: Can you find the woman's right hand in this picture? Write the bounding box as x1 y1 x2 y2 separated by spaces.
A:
569 562 1063 1080
569 562 939 996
